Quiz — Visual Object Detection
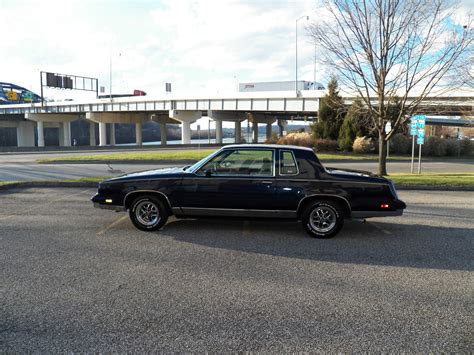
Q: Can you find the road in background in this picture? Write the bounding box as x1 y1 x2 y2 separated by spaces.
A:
0 149 472 181
0 161 473 181
1 188 472 352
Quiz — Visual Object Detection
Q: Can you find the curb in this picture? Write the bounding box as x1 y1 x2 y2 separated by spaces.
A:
0 181 98 191
395 185 474 191
0 181 473 192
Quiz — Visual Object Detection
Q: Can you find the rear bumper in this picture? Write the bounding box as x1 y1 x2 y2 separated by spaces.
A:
351 209 404 219
351 198 406 219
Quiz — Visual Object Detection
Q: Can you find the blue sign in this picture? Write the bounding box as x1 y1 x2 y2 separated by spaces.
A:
410 115 426 142
417 118 426 129
410 115 426 136
412 115 426 121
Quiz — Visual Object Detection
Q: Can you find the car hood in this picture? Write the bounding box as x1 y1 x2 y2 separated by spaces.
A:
104 166 188 182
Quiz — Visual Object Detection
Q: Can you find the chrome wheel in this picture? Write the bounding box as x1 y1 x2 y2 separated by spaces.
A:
309 206 336 233
135 200 160 226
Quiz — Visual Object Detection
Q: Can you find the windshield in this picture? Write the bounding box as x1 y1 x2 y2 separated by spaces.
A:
186 150 222 173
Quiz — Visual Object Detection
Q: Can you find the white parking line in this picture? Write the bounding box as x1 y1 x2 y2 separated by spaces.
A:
96 215 129 236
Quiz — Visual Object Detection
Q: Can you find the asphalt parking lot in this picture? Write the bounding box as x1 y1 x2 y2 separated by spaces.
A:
1 188 473 352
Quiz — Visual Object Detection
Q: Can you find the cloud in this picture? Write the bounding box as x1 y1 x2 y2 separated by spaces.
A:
451 0 474 26
0 0 321 98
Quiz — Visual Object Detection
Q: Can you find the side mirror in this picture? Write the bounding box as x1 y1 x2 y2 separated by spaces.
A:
204 169 213 177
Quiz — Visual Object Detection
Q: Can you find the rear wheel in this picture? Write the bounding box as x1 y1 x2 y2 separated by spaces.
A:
302 200 344 238
129 195 168 231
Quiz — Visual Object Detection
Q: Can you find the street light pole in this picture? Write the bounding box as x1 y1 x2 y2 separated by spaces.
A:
109 56 112 101
313 42 317 89
295 15 309 96
109 53 121 102
233 75 239 92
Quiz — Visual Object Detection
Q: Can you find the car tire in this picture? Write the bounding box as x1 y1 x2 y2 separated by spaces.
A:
302 200 344 238
129 195 168 232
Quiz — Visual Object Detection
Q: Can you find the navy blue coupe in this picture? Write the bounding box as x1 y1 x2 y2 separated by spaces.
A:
92 145 406 238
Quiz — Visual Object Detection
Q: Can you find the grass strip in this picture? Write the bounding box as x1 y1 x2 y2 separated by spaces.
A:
0 182 17 186
38 150 413 163
55 177 110 183
37 150 215 163
388 173 474 188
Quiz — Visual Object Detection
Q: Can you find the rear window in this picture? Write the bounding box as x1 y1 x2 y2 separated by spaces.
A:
280 150 298 175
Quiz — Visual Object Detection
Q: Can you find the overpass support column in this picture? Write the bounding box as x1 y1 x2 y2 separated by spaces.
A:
37 121 45 147
160 123 167 145
25 113 77 147
86 112 149 147
63 122 71 147
136 122 143 145
266 123 272 140
17 121 35 147
58 123 65 146
252 122 259 143
89 122 96 146
182 122 191 144
169 110 201 144
215 120 223 144
278 119 288 137
99 122 107 146
110 123 116 146
207 111 246 144
234 121 241 143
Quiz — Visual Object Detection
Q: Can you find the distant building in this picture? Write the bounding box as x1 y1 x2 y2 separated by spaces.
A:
239 80 324 92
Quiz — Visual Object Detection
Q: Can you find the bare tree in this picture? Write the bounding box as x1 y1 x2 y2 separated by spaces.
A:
309 0 473 175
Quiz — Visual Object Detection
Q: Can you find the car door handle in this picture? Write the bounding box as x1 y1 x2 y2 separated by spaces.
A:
261 181 274 185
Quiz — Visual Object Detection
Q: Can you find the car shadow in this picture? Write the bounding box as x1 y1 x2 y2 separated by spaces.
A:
161 218 474 272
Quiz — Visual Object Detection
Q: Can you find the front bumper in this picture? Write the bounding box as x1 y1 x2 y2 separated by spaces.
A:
91 193 125 211
93 202 125 211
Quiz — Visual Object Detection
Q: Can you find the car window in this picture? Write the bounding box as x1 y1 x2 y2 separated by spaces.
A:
280 150 298 175
197 149 274 176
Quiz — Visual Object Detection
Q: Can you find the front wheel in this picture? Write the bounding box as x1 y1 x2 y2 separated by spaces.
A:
302 201 344 239
129 196 168 231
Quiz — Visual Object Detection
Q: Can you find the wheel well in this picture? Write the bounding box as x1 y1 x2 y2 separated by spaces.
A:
297 196 351 219
124 191 173 215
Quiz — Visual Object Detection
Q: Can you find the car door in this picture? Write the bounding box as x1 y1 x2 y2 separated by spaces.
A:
273 149 306 211
178 148 277 214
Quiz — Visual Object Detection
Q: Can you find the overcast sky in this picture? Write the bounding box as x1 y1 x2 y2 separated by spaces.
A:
1 0 472 101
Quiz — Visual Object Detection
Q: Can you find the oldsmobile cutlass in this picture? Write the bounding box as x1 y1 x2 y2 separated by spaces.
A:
92 144 406 238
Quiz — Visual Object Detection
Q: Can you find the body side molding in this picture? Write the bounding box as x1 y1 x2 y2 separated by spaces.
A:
177 207 297 218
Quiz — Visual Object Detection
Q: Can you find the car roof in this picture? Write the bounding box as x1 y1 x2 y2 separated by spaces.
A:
222 144 314 152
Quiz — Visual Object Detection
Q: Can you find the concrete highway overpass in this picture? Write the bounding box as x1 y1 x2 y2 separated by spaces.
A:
0 90 472 148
